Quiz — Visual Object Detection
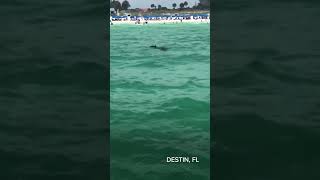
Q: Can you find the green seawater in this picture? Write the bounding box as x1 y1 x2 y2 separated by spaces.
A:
111 24 210 180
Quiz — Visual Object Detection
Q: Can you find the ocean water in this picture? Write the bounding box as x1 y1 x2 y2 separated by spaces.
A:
0 1 108 179
214 1 320 179
2 0 320 179
110 23 210 180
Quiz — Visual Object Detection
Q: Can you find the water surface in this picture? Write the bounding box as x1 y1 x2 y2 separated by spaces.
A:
111 23 210 180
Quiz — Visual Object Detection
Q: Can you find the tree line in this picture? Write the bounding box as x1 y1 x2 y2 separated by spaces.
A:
153 0 210 10
110 0 130 11
111 0 209 12
151 1 188 10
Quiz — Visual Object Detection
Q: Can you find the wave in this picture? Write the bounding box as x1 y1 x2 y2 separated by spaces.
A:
112 97 209 121
216 54 320 88
0 62 106 89
111 78 209 90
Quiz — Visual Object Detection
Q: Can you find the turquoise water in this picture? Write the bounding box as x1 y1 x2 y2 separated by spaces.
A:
111 24 210 180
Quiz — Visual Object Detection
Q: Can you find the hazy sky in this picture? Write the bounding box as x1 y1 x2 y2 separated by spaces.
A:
117 0 199 9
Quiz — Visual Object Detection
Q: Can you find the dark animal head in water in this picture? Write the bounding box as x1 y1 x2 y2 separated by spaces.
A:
158 47 168 51
149 45 168 51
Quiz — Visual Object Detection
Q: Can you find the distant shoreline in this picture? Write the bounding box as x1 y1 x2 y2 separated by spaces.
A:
110 13 210 25
118 10 210 16
110 19 210 25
